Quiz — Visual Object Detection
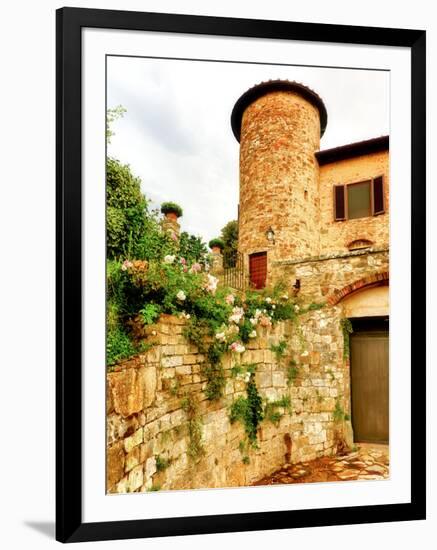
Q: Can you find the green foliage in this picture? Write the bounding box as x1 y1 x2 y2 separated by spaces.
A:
333 399 348 422
106 157 149 259
326 368 335 381
238 440 250 464
270 339 288 360
305 302 326 313
229 375 264 446
286 360 299 386
106 325 137 367
183 319 226 400
106 105 126 143
169 377 180 397
340 318 354 359
208 238 224 250
160 201 183 217
155 455 171 472
220 220 239 267
264 395 292 426
181 394 204 460
134 215 176 262
147 484 161 492
179 232 208 265
140 303 161 325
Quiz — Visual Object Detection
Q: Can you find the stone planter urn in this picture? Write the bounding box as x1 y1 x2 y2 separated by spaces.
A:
164 211 178 222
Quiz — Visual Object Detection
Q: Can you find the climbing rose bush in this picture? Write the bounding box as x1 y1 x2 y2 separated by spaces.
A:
107 249 298 365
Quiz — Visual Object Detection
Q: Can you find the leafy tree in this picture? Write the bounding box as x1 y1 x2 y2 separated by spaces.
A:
220 220 239 267
179 232 208 264
106 157 149 259
106 105 127 144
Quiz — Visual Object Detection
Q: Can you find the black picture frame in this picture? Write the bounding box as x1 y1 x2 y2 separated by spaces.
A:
56 7 426 543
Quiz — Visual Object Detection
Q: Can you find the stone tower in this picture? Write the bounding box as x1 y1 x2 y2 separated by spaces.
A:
231 80 328 286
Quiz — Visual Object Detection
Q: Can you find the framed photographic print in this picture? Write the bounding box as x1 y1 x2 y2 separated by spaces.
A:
56 7 426 543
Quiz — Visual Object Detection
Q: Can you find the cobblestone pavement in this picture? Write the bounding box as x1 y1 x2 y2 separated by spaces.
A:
253 443 389 486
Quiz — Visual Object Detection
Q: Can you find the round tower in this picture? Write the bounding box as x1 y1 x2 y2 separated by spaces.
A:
231 80 327 288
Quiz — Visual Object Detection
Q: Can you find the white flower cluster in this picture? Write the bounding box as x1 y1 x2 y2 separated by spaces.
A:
176 290 186 301
229 306 244 325
204 274 218 294
229 342 245 354
163 254 175 264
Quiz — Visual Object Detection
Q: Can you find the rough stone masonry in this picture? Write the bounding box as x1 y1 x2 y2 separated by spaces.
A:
107 311 350 493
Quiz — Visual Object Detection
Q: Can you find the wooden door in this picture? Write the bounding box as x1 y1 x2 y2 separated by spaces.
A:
350 330 389 443
249 252 267 289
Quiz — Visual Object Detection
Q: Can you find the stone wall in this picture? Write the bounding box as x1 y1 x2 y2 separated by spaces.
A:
273 248 389 303
106 311 350 493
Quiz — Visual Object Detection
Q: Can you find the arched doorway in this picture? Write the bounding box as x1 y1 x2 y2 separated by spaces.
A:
342 285 389 443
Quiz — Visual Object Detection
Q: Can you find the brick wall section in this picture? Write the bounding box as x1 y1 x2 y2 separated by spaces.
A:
318 150 389 255
106 312 351 493
238 91 321 282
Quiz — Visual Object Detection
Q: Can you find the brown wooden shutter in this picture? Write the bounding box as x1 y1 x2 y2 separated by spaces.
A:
372 176 385 215
334 185 346 220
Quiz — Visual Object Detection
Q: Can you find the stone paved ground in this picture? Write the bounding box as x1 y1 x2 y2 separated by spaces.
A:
253 443 389 486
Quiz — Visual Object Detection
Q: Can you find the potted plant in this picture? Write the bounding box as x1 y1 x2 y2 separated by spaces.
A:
208 238 224 254
161 201 183 221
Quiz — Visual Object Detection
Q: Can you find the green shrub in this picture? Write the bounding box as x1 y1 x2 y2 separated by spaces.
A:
106 326 137 366
106 157 148 259
140 303 161 325
208 238 224 250
161 201 183 217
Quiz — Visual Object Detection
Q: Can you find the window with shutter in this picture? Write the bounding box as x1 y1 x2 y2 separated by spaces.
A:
333 176 385 221
334 185 346 220
372 176 385 215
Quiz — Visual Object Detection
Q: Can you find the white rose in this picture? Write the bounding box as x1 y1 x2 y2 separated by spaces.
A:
176 290 186 301
164 254 175 264
265 297 272 303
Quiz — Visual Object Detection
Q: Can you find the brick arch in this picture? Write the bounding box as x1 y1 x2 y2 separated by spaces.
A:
327 272 389 306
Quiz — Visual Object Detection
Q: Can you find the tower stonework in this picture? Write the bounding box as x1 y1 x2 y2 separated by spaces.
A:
231 80 328 286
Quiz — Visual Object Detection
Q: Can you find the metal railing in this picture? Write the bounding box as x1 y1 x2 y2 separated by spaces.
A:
223 251 247 291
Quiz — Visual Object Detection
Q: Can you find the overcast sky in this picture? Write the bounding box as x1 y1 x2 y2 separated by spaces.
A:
107 56 389 244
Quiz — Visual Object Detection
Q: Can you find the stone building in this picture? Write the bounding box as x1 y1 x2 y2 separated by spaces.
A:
231 80 389 445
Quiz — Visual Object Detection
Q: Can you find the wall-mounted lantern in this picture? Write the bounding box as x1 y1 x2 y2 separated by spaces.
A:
265 226 275 245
